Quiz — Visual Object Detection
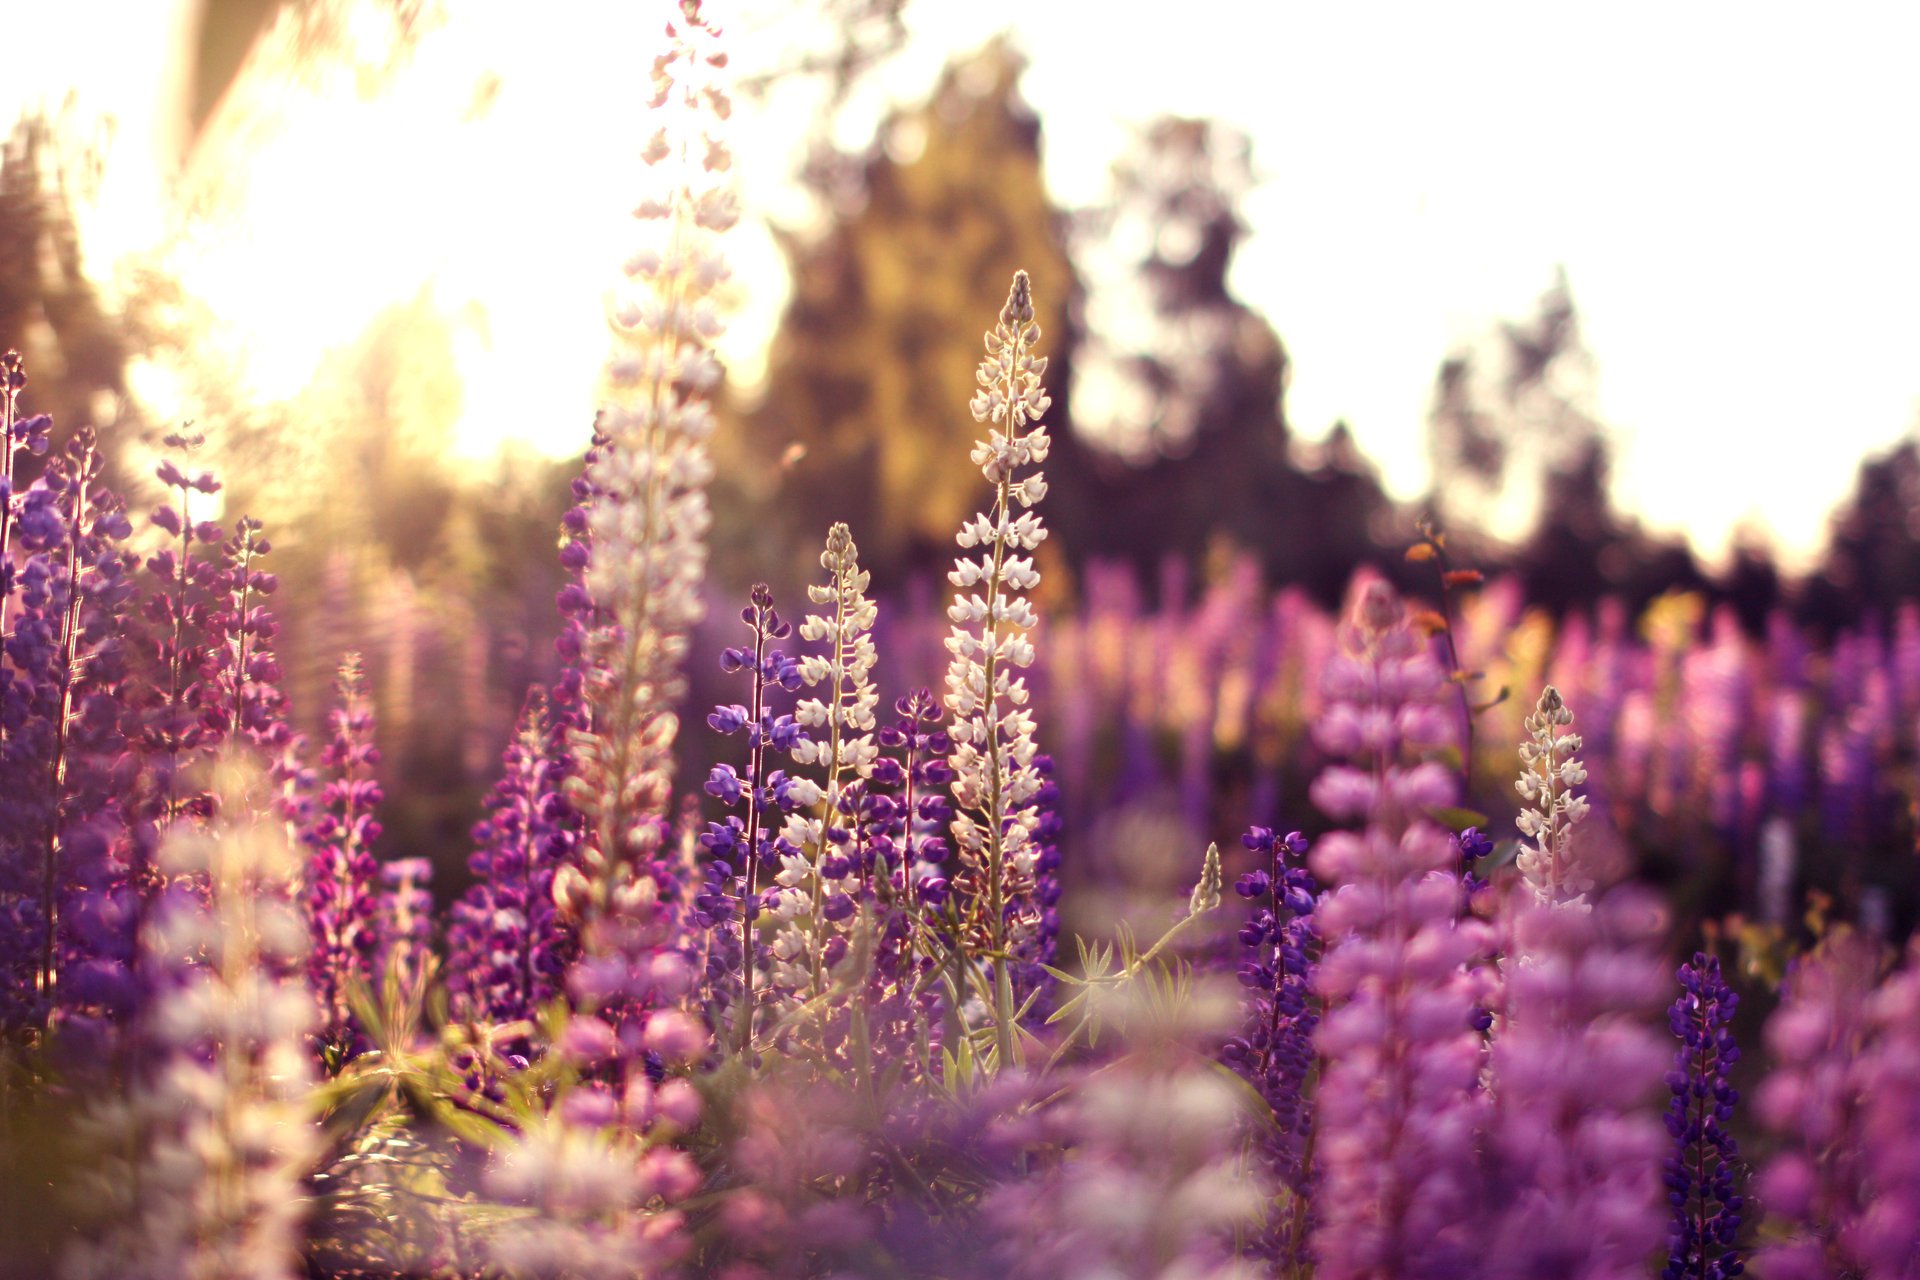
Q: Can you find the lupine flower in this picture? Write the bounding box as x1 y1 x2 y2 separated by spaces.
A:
1221 824 1317 1267
0 427 136 1043
944 270 1054 1062
700 583 807 1052
874 688 956 1057
123 433 229 839
1307 581 1490 1280
555 0 731 1069
1849 942 1920 1276
1753 929 1881 1280
448 689 579 1032
1482 891 1670 1280
1477 687 1671 1280
1662 952 1746 1280
1455 825 1494 898
979 981 1265 1280
64 764 318 1280
480 1113 695 1280
1515 684 1594 909
304 654 383 1064
767 525 881 1028
375 856 434 997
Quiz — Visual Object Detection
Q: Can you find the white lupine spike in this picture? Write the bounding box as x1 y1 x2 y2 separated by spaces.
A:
767 522 884 1010
567 0 734 949
942 271 1054 997
1515 685 1596 910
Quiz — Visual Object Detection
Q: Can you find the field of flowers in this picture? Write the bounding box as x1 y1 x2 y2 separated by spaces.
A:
2 4 1917 1278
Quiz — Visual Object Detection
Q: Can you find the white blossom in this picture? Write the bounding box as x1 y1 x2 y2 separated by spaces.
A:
1515 685 1596 909
944 272 1054 977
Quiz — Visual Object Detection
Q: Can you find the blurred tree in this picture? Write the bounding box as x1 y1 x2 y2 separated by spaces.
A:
1806 436 1920 629
0 113 137 462
1426 267 1604 539
733 38 1079 588
1063 115 1393 601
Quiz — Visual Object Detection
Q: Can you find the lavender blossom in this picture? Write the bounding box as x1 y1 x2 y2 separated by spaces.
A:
1662 952 1746 1280
64 765 318 1280
1306 581 1489 1280
304 654 382 1064
1221 825 1317 1267
1753 930 1880 1280
449 689 579 1031
375 856 433 997
944 270 1053 1064
700 583 808 1053
0 426 136 1042
1482 891 1670 1280
1850 943 1920 1277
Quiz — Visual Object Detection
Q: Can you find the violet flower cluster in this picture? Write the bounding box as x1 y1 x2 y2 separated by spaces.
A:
1221 824 1317 1265
1752 930 1883 1280
699 582 809 1051
449 689 579 1032
1662 952 1745 1280
1483 890 1670 1280
66 776 318 1280
1306 581 1489 1280
304 654 382 1063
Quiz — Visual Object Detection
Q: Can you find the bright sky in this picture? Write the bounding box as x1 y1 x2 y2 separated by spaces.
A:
11 1 1920 572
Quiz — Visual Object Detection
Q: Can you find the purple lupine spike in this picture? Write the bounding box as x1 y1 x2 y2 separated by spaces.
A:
1851 943 1920 1276
1662 952 1746 1280
874 688 954 1047
1306 581 1490 1280
304 654 382 1065
1455 825 1494 900
199 516 294 756
1483 685 1670 1280
120 430 234 888
1222 823 1317 1268
1482 889 1671 1280
449 688 580 1034
375 855 434 997
697 584 810 1055
1005 753 1062 1018
1753 929 1880 1280
0 427 136 1042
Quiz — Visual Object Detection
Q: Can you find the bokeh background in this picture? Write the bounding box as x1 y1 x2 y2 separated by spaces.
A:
6 0 1920 937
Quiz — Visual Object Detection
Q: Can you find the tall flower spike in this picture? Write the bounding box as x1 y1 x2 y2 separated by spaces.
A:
1515 684 1593 909
448 689 579 1032
944 270 1052 1063
1662 952 1746 1280
769 525 879 1022
1753 929 1880 1280
1222 825 1318 1270
1850 941 1920 1277
699 583 806 1054
303 654 382 1066
557 0 732 1032
64 763 318 1280
0 426 135 1043
1306 581 1489 1280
